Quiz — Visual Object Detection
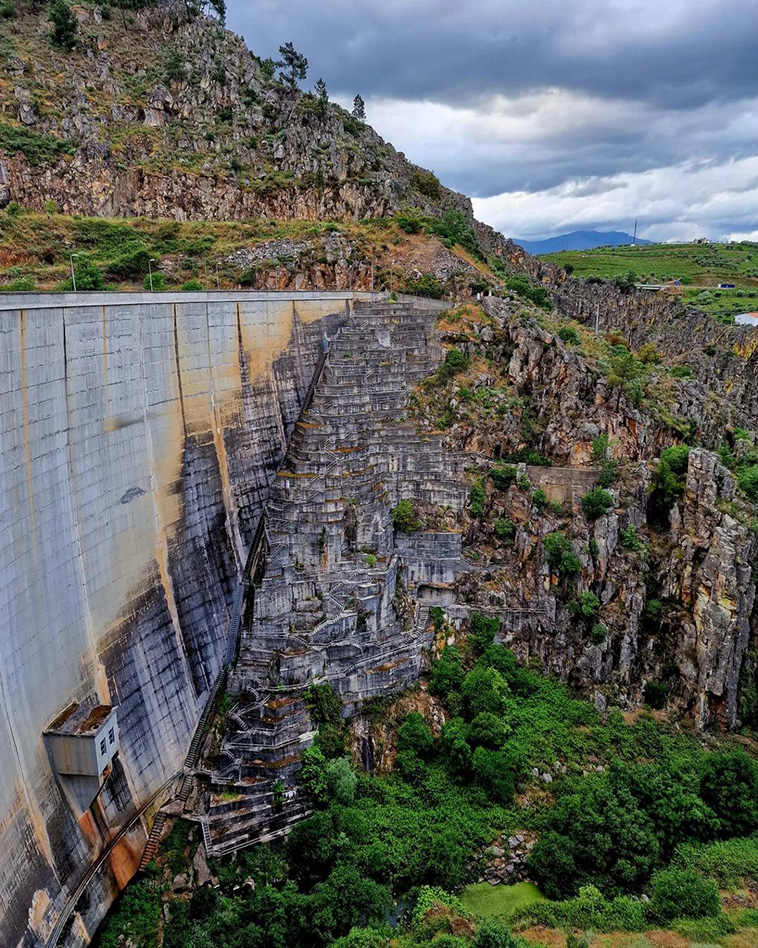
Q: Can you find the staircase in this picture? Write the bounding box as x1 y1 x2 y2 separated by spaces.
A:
203 298 472 856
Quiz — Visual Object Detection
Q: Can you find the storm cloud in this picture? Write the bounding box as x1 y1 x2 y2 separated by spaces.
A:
227 0 758 241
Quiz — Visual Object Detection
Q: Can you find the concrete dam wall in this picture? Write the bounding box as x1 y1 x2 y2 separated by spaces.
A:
0 290 373 947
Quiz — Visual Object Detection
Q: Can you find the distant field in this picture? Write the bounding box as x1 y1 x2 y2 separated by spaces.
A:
542 242 758 319
460 881 546 919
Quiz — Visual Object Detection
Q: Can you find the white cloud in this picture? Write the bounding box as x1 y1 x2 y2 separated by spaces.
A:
472 156 758 242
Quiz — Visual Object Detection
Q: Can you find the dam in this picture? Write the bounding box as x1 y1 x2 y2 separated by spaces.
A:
0 290 380 947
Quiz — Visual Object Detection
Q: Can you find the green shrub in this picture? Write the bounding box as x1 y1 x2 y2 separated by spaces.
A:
591 623 608 644
470 612 501 654
437 347 469 380
0 1 16 18
557 325 581 346
700 751 758 838
641 598 663 630
63 260 104 291
674 835 758 888
648 868 720 921
559 550 582 575
532 488 548 509
473 918 517 948
411 169 442 201
591 434 610 462
569 591 600 620
670 365 693 379
490 465 517 491
494 518 516 544
544 531 572 568
143 271 166 290
391 499 419 532
430 646 465 700
581 487 614 519
469 478 485 518
304 682 342 725
738 464 758 502
406 272 445 299
49 0 78 49
620 524 645 552
643 680 668 709
649 445 690 527
0 123 75 167
427 210 480 257
397 712 434 758
181 279 204 291
107 248 151 279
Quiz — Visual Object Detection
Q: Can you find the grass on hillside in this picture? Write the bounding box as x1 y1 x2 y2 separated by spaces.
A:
543 242 758 320
0 210 443 291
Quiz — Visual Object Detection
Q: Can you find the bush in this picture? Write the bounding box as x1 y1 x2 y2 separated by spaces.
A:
411 169 442 201
531 489 548 509
649 868 720 921
430 646 465 700
557 325 581 346
107 248 151 279
737 464 758 502
529 769 661 899
700 752 758 838
643 680 668 710
392 499 419 532
494 518 516 544
490 465 517 491
469 478 485 518
304 682 342 725
461 665 508 719
181 279 204 291
649 445 690 527
544 531 572 568
671 365 693 379
144 271 166 290
470 612 501 654
397 712 434 758
0 124 76 167
64 260 104 291
569 591 600 620
406 272 445 299
49 0 78 49
591 623 608 644
437 347 470 382
473 918 517 948
620 524 645 552
581 487 614 519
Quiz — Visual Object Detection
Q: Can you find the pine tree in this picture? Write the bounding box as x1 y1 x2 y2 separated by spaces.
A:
352 94 366 123
277 42 308 89
315 78 328 116
49 0 78 49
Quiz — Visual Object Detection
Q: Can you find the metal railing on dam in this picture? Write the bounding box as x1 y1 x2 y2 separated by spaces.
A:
0 289 382 947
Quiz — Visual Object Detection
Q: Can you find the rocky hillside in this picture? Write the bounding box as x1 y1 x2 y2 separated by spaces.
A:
0 0 472 222
408 297 758 733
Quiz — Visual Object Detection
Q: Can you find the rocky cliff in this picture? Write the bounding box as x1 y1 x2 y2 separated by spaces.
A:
0 1 472 223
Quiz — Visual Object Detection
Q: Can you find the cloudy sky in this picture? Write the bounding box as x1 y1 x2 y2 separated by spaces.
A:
228 0 758 242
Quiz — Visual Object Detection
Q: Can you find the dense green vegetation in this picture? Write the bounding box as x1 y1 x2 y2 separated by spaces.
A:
96 621 758 948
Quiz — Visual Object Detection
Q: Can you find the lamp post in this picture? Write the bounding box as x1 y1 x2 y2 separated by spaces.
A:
148 258 155 292
69 253 77 292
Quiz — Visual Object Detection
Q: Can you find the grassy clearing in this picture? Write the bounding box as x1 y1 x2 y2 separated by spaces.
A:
461 881 546 918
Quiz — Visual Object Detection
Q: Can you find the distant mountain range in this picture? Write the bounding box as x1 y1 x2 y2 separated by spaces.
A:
513 230 653 254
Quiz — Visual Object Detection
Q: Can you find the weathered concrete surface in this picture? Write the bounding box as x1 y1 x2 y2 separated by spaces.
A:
0 290 376 947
